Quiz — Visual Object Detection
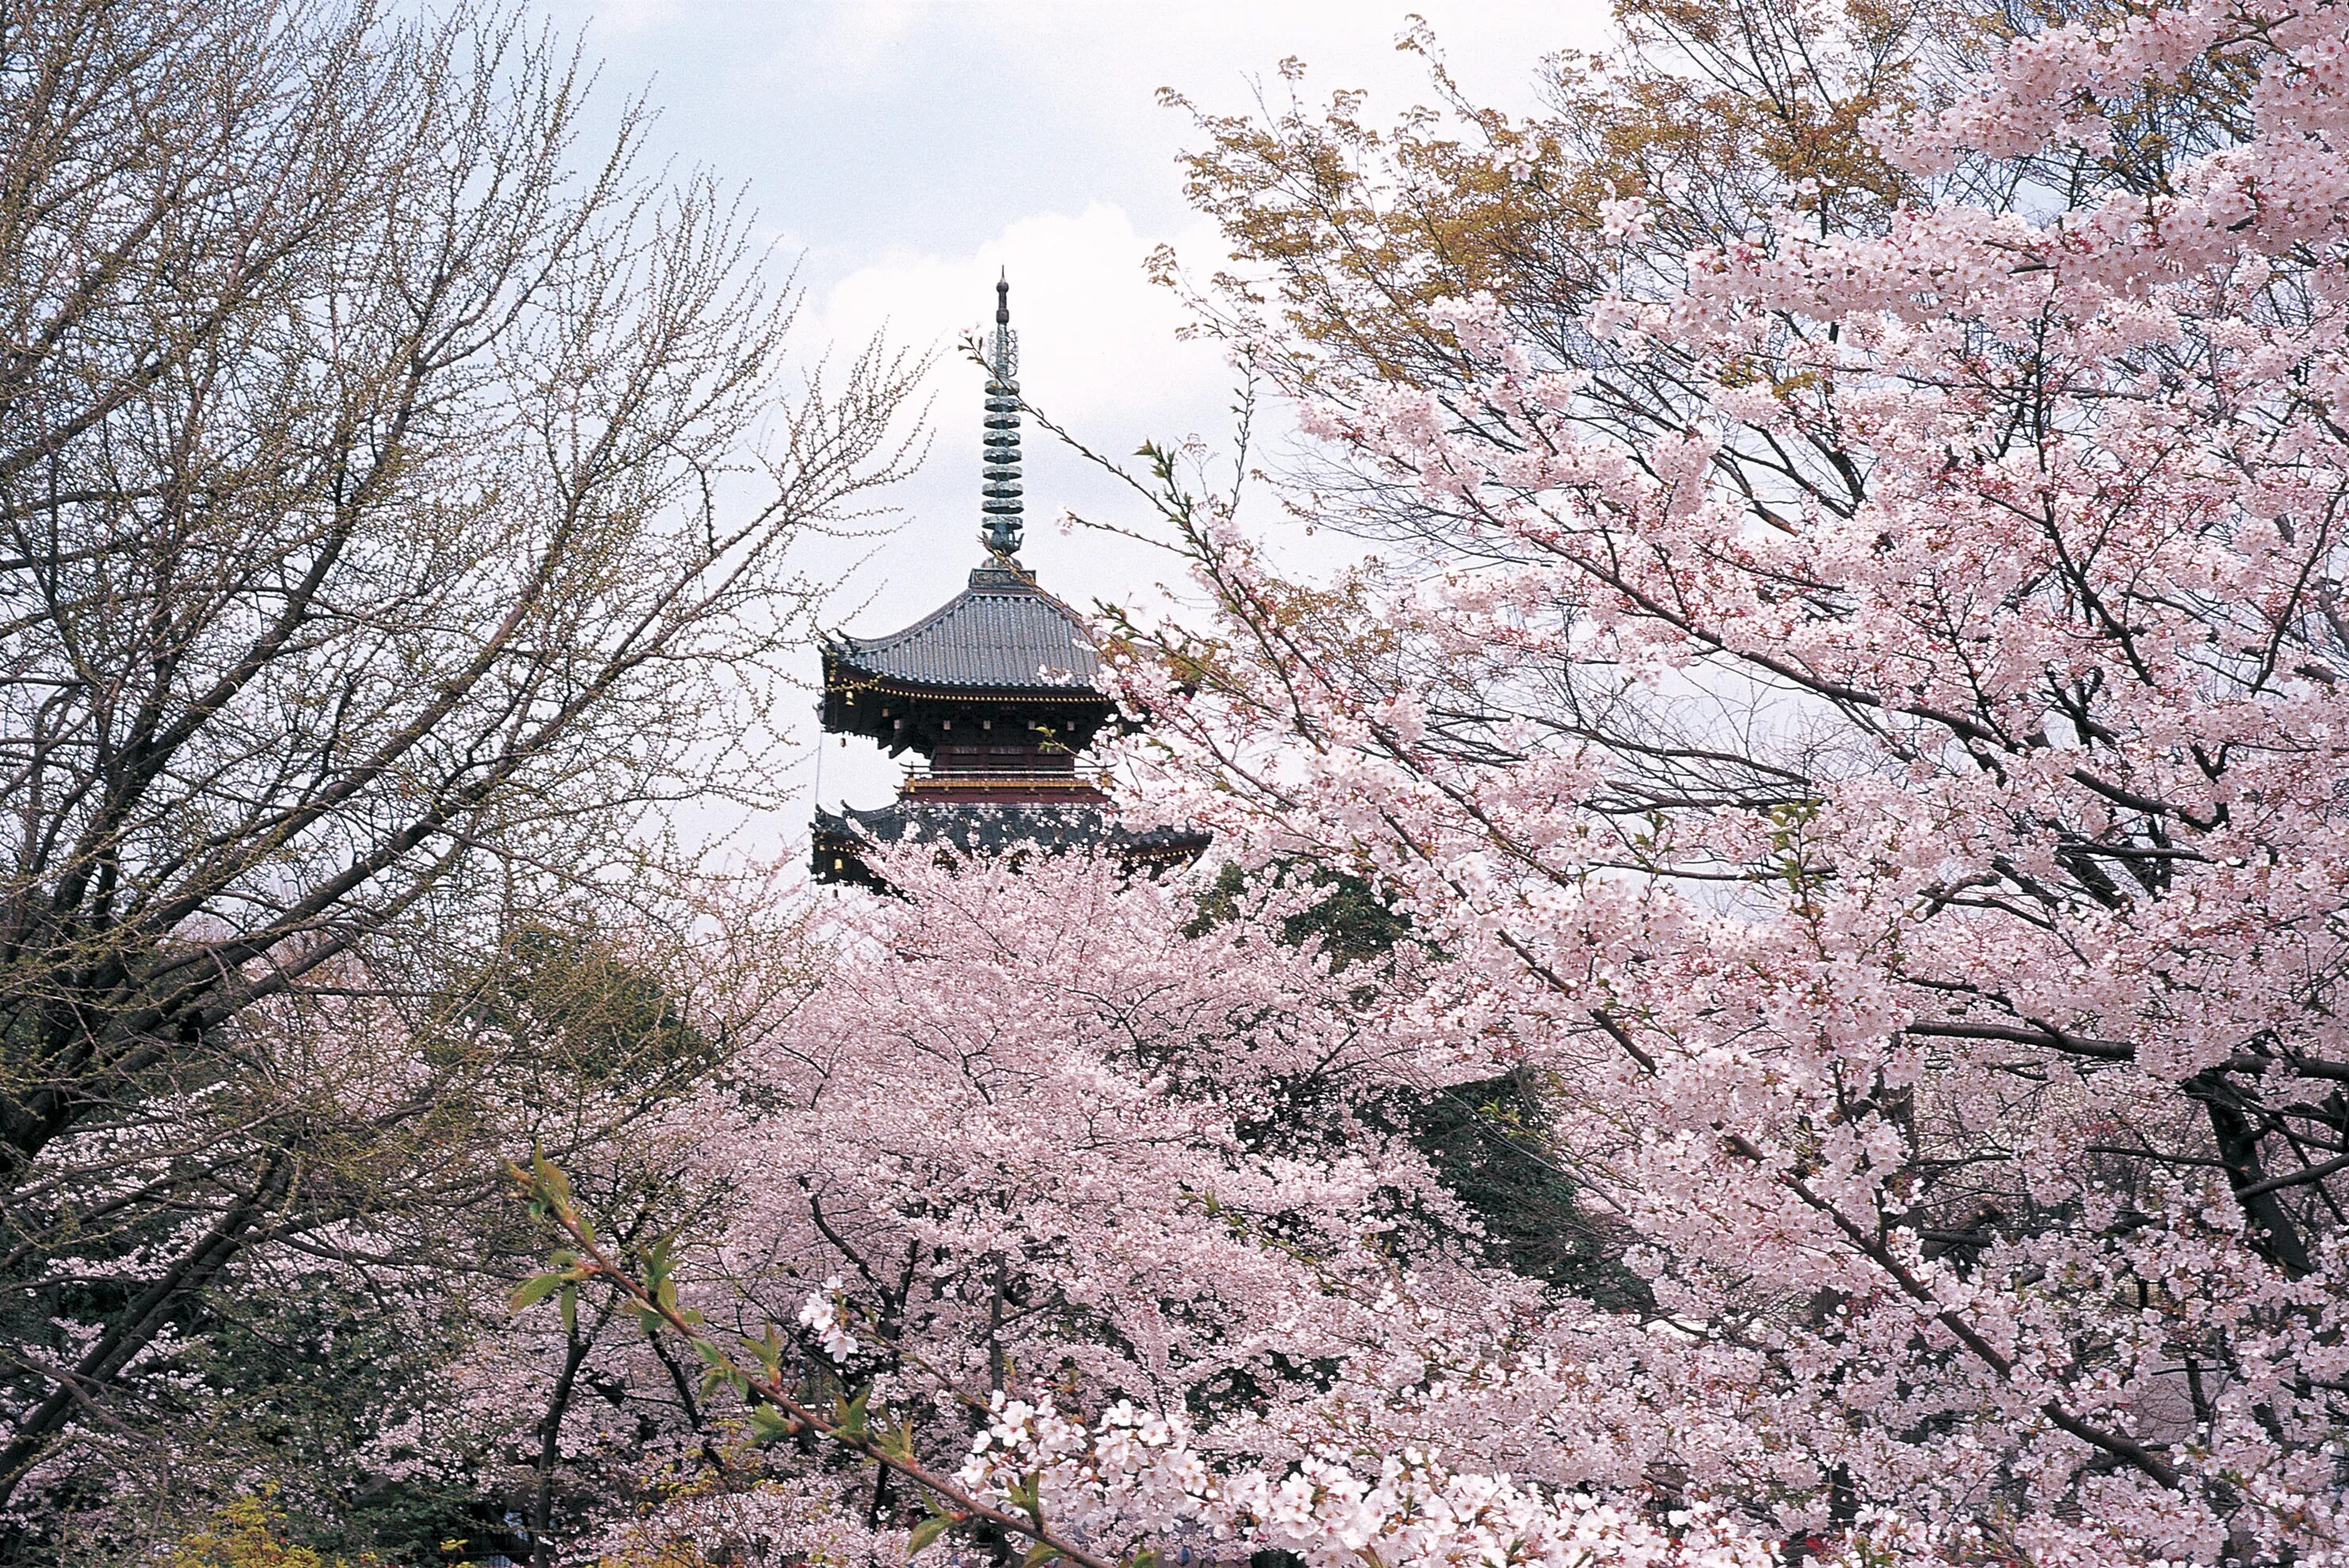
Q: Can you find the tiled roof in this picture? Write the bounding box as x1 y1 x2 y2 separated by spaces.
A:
825 562 1099 692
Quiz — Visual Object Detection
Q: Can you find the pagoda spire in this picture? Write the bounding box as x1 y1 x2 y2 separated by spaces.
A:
979 272 1024 559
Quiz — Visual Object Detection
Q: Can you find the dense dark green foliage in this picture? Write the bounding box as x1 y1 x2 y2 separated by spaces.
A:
181 1282 487 1566
1196 861 1645 1309
1410 1072 1651 1311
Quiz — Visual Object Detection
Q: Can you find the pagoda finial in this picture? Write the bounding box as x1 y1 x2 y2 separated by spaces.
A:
979 272 1023 559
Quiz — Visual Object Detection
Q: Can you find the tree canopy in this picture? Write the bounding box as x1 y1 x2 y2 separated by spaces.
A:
13 0 2349 1565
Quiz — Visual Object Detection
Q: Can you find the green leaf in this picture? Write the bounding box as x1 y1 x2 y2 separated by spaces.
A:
559 1283 577 1336
1022 1543 1060 1568
530 1147 574 1208
907 1516 956 1556
748 1404 797 1443
508 1273 562 1314
836 1384 872 1442
1007 1470 1045 1530
1125 1550 1160 1568
691 1340 748 1399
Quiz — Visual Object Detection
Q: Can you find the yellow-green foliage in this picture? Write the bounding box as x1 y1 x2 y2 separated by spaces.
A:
166 1496 346 1568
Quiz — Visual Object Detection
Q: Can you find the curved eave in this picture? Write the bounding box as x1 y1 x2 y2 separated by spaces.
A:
821 655 1114 705
820 647 1117 755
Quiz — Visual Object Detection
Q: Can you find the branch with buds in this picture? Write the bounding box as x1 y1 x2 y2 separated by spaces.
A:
506 1152 1136 1568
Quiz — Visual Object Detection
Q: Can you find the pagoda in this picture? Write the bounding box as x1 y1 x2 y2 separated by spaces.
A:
811 276 1208 888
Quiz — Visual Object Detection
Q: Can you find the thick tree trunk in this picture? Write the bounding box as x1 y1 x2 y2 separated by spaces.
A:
2194 1074 2314 1278
531 1317 594 1568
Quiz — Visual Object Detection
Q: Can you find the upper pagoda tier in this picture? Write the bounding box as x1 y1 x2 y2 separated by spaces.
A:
816 560 1116 764
810 275 1207 888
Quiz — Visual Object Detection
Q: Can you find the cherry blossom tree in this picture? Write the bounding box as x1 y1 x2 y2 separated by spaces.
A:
507 848 1533 1565
1081 0 2349 1560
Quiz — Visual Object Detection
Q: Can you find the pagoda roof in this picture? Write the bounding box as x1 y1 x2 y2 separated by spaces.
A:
825 562 1100 694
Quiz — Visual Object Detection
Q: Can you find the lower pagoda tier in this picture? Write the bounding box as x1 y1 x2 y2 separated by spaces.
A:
813 798 1211 890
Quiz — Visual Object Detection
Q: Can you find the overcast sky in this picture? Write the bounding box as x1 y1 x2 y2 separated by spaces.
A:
527 0 1611 841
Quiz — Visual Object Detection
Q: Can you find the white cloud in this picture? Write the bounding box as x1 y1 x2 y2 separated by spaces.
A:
542 0 685 38
802 0 928 78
